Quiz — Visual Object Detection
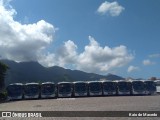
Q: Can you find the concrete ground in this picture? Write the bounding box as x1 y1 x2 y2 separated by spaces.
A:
0 95 160 120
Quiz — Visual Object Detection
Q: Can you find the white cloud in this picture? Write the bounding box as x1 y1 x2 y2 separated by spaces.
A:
127 66 139 73
97 1 124 16
0 0 133 74
143 59 155 66
0 0 56 62
38 40 78 67
76 36 133 73
39 36 134 74
149 53 160 58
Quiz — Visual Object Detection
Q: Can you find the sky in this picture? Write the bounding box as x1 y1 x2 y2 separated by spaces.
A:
0 0 160 79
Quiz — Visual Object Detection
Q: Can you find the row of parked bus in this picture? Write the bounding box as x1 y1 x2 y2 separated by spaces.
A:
6 80 157 101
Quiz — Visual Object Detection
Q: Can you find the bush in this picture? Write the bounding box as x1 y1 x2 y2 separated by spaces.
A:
0 91 7 101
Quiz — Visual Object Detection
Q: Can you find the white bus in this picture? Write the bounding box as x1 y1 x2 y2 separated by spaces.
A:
88 81 102 96
154 80 160 93
57 82 73 98
41 82 56 98
73 81 88 97
24 83 40 99
144 80 156 95
117 80 131 95
102 80 117 96
7 83 24 100
131 80 145 95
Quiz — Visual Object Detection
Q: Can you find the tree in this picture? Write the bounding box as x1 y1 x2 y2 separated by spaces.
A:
150 77 157 81
0 61 9 90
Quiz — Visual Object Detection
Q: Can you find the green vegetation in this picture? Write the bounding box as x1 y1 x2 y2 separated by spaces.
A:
52 74 74 83
0 61 9 90
0 61 9 102
0 90 7 101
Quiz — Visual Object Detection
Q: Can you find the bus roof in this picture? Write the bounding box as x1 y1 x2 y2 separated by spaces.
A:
130 80 144 82
154 80 160 85
25 82 39 85
154 80 160 83
115 80 131 82
41 82 55 85
87 81 101 83
73 81 87 84
101 80 115 83
57 82 72 84
8 83 23 86
143 80 154 82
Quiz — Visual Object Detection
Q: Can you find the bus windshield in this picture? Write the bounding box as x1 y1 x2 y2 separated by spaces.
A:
25 84 39 95
41 84 55 94
74 83 87 92
132 81 145 91
118 82 130 91
103 82 116 92
59 83 72 93
7 85 23 97
89 82 101 92
145 81 156 91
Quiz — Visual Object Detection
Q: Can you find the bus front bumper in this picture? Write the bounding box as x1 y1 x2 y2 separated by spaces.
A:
118 91 130 95
24 95 39 99
8 96 23 100
89 92 102 96
58 93 72 98
103 91 116 95
74 92 87 97
132 91 145 95
145 91 157 95
41 94 56 98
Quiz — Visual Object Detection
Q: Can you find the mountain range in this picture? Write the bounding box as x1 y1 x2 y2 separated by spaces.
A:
0 60 124 86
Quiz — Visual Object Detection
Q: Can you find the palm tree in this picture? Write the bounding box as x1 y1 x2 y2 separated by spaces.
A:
0 61 9 90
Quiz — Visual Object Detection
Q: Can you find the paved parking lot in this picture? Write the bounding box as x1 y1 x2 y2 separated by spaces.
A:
0 95 160 120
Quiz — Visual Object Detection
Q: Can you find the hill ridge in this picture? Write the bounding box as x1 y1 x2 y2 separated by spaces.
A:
0 60 124 86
